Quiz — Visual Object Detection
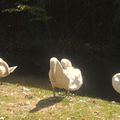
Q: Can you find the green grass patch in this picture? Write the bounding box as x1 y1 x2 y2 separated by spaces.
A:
0 75 120 120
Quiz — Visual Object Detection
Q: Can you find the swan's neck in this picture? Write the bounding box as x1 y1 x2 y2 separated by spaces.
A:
50 58 63 81
50 61 56 77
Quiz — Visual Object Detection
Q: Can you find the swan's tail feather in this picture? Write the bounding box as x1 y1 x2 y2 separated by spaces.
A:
9 66 17 73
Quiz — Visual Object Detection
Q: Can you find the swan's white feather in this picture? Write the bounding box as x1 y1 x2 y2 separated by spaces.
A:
112 73 120 94
0 58 17 78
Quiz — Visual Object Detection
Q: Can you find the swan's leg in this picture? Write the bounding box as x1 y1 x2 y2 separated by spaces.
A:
0 82 2 85
66 90 70 96
53 87 56 97
0 78 3 85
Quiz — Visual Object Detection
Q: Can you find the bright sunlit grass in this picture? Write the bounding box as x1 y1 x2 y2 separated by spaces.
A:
0 75 120 120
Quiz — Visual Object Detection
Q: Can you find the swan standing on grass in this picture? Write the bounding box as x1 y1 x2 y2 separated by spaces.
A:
0 58 17 84
112 73 120 94
49 57 83 96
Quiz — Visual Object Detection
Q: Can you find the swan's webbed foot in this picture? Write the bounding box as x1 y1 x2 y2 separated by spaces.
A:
0 78 3 85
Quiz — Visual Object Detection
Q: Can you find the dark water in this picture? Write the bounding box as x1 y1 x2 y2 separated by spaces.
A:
78 56 120 102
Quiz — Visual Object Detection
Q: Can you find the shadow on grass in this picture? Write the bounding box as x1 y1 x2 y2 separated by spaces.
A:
73 83 120 103
1 72 120 103
30 96 65 113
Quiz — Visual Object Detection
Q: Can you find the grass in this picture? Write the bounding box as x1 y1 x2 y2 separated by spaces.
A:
0 75 120 120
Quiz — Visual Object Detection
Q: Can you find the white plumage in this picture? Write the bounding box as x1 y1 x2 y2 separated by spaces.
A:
61 58 83 91
0 58 17 78
61 58 72 69
112 73 120 94
49 57 83 96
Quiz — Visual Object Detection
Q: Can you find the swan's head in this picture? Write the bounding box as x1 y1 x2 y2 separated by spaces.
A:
61 58 72 69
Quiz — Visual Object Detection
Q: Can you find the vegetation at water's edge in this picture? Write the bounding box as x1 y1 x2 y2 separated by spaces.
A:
0 1 120 59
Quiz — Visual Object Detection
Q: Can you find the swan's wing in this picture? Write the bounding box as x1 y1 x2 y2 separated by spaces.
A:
0 66 6 77
63 67 83 91
63 68 75 80
0 58 17 77
0 59 9 77
63 67 81 79
0 58 9 68
112 73 120 94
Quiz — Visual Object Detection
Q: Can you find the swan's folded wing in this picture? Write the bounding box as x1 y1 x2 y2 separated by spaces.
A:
112 73 120 94
63 68 75 80
63 67 83 91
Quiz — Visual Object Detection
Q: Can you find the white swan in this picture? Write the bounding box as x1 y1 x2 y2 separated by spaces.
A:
112 73 120 94
0 58 17 84
49 57 83 96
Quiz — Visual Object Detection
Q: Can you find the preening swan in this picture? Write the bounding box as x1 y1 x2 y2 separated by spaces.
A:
49 57 83 96
112 73 120 94
0 58 17 84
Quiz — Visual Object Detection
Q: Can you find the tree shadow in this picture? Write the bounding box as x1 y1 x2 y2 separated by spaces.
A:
29 96 65 113
1 73 52 91
1 62 120 103
74 86 120 103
